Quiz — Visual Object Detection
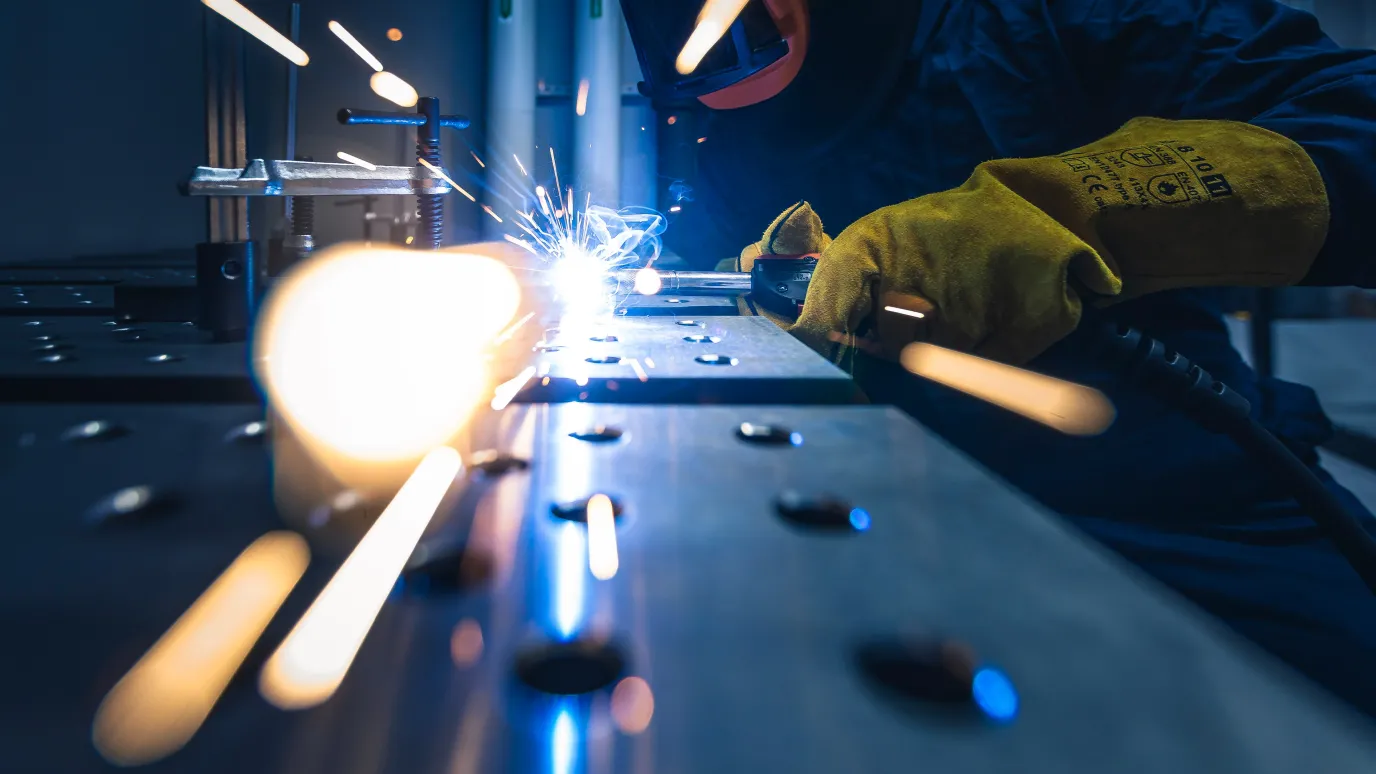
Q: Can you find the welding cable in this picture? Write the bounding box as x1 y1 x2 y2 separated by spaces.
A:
1089 322 1376 596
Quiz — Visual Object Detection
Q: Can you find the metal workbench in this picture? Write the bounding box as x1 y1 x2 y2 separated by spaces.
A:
3 264 1375 773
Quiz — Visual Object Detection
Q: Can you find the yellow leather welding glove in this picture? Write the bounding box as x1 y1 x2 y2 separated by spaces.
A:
716 202 832 321
791 117 1329 365
717 201 833 272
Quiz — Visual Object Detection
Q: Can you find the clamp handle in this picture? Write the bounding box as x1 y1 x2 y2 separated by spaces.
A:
337 108 470 130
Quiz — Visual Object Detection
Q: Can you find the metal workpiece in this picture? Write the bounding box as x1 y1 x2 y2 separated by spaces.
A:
1 284 114 315
461 403 1376 772
13 402 1376 772
514 315 857 404
615 293 739 316
185 159 452 197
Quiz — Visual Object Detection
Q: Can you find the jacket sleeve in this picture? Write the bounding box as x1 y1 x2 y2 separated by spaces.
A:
1062 0 1376 288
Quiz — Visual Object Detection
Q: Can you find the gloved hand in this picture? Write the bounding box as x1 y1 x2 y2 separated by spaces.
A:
717 201 832 324
781 117 1329 364
717 200 832 273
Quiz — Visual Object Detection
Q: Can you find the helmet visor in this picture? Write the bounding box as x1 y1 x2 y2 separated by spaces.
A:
624 1 789 106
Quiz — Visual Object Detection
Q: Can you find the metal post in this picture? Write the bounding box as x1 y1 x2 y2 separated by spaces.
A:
574 0 623 207
486 0 537 240
199 7 256 341
283 2 301 224
416 97 444 249
204 9 250 244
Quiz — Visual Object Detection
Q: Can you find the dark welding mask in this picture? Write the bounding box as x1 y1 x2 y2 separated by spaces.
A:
623 0 809 109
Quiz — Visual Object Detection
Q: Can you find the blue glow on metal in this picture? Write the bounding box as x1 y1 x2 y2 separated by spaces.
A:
972 667 1019 722
553 521 587 641
789 431 804 446
551 706 577 774
848 508 871 531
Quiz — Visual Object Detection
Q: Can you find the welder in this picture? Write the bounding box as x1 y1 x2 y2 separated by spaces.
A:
623 0 1376 715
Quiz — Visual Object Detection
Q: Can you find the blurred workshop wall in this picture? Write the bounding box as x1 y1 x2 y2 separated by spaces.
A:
527 0 655 211
0 0 207 263
0 0 486 263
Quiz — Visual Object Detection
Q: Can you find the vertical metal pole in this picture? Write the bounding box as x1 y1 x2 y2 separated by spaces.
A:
229 19 249 243
200 5 256 341
1252 288 1277 379
416 98 445 249
574 0 623 208
204 9 250 244
284 2 301 224
204 10 223 243
486 0 537 241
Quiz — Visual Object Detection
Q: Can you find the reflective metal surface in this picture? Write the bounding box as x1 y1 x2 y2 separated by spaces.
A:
615 294 739 316
10 403 1374 772
186 159 451 197
0 317 252 402
515 316 857 404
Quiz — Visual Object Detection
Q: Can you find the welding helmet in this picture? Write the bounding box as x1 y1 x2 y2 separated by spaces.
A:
623 0 809 109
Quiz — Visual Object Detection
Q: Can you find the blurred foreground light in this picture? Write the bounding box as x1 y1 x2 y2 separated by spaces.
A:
575 79 590 117
633 267 661 296
450 618 485 666
255 244 520 466
883 304 924 320
972 667 1019 723
610 677 655 734
900 344 1115 436
387 28 403 41
203 0 309 66
676 0 751 75
587 494 619 580
370 70 418 107
260 448 461 709
336 151 377 171
92 532 309 766
328 21 383 72
491 366 536 411
416 157 476 201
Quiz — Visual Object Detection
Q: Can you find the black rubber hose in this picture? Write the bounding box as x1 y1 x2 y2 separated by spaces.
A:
1089 320 1376 595
1227 415 1376 595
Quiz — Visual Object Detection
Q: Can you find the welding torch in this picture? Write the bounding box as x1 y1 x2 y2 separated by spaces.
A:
614 255 817 319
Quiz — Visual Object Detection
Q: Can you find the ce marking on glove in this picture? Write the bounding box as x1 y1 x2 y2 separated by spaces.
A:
1081 174 1110 194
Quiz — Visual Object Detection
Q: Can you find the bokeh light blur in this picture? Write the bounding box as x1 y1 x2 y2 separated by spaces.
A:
255 245 520 467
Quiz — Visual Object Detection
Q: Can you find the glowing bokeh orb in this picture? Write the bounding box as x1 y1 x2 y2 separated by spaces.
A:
255 245 520 464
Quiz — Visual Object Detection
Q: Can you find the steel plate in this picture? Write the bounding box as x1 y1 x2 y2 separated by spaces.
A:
7 404 1374 772
615 294 739 316
0 316 254 402
515 315 857 404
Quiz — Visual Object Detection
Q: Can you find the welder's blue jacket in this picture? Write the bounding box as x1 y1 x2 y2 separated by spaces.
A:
671 0 1376 715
